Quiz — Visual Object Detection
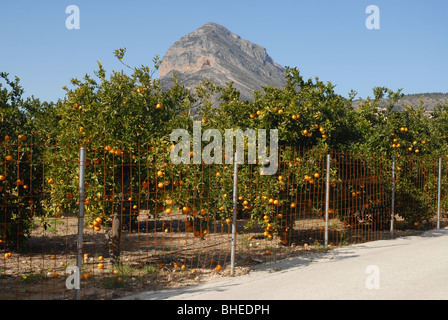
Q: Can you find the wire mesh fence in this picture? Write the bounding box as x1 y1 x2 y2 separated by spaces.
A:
1 142 447 300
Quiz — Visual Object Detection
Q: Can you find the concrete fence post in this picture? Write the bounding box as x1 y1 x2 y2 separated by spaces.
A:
75 147 86 300
324 154 331 250
390 156 396 237
230 152 238 276
437 158 442 230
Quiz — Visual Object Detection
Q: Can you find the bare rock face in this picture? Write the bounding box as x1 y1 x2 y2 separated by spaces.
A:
159 22 287 101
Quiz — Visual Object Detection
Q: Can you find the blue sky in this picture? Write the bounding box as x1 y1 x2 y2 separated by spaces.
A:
1 0 447 102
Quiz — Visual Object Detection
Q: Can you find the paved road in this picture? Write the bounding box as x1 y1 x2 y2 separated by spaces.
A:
122 227 448 300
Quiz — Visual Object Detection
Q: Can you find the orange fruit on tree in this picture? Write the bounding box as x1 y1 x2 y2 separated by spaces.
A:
156 103 162 109
182 206 190 214
97 263 104 269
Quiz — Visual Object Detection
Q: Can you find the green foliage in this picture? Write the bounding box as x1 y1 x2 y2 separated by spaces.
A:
1 50 448 250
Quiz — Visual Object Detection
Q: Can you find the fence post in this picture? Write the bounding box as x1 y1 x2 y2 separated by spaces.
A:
324 154 331 250
75 147 86 300
390 156 396 237
437 158 442 230
230 152 238 276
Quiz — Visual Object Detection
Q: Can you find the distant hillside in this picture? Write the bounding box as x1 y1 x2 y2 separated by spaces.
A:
353 92 448 112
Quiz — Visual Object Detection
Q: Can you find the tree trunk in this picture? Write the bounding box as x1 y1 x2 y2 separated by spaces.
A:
109 195 123 265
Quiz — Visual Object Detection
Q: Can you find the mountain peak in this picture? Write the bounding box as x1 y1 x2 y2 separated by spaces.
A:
159 23 286 101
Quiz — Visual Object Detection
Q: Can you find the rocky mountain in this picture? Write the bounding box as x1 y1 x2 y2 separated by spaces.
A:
159 22 287 101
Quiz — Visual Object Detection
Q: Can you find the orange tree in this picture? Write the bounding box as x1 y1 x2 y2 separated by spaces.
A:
353 88 443 227
0 72 48 250
430 102 448 217
40 49 194 263
167 68 374 244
